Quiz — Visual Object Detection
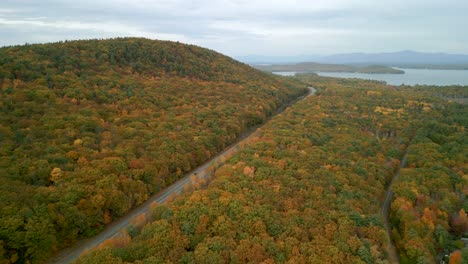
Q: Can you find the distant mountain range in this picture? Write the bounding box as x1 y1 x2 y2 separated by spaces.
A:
234 54 320 64
238 51 468 68
314 51 468 66
254 62 405 74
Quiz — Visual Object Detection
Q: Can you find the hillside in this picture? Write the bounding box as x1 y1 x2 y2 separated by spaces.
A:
0 38 307 263
254 62 404 74
76 75 467 263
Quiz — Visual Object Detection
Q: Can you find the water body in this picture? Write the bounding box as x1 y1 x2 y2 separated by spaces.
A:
274 68 468 86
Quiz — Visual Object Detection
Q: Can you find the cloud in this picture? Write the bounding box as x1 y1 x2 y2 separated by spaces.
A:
0 0 467 55
0 17 191 42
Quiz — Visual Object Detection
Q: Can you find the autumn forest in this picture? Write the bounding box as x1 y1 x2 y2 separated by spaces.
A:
0 38 466 264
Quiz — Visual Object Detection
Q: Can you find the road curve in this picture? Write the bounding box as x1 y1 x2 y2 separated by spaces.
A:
46 87 316 264
381 154 407 264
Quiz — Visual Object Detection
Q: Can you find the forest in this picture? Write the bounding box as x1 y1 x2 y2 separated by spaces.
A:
0 38 307 263
0 38 466 264
76 74 467 263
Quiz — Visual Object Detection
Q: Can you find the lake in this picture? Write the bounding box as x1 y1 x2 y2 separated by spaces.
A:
274 68 468 86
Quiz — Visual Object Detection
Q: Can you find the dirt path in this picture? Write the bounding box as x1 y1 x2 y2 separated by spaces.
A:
381 154 407 264
46 87 316 264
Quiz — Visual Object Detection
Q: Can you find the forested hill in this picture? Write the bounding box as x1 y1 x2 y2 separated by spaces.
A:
0 38 275 83
0 38 307 263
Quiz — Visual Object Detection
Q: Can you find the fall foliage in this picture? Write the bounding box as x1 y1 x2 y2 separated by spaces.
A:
1 38 466 264
0 38 307 263
78 75 466 263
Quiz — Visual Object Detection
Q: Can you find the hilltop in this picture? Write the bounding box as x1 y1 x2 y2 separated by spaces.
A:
0 38 306 263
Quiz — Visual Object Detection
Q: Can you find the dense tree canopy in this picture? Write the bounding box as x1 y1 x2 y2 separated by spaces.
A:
0 38 307 263
389 93 467 263
78 75 467 263
1 39 466 263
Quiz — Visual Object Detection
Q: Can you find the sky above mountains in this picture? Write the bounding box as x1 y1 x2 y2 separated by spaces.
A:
0 0 467 57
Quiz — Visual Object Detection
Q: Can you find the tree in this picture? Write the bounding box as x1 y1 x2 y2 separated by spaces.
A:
49 167 63 183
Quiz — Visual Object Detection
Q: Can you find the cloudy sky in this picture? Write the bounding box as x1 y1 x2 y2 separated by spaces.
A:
0 0 467 57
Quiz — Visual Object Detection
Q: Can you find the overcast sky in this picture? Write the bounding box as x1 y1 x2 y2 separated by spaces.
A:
1 0 467 57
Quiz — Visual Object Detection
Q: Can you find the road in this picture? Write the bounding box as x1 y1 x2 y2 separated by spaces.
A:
46 87 316 264
381 154 407 264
